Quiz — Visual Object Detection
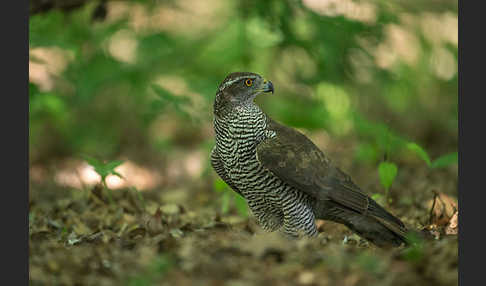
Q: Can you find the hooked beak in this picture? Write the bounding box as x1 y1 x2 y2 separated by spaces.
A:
262 80 274 94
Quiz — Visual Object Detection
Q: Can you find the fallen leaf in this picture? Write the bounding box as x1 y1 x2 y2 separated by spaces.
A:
445 211 458 235
144 207 167 236
423 191 459 239
426 191 458 226
298 271 315 285
160 204 181 215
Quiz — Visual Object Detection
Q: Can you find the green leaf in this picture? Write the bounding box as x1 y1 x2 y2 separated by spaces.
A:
431 152 458 168
406 143 431 166
355 143 378 163
104 160 125 171
82 156 124 182
29 83 40 97
378 162 398 191
221 192 230 214
82 155 102 168
112 171 124 179
371 193 386 206
213 178 228 193
233 193 248 217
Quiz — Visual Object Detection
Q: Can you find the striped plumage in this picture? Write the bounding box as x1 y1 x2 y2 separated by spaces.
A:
211 72 408 247
212 103 318 236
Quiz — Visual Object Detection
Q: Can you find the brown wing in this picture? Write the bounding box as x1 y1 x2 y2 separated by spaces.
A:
256 118 405 228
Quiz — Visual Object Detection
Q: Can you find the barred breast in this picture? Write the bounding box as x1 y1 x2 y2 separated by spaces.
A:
214 104 317 236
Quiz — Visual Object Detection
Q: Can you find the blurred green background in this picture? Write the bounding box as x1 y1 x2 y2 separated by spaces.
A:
29 0 457 202
29 1 458 285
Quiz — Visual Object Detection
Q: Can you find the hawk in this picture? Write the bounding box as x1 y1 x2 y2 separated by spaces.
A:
210 72 408 247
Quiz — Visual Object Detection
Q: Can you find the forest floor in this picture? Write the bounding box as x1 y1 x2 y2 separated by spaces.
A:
29 148 458 286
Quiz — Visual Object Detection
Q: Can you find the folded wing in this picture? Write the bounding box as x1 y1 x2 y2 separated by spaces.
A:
256 118 405 230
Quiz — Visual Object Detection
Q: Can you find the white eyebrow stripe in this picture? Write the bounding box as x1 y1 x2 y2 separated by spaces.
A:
219 75 257 91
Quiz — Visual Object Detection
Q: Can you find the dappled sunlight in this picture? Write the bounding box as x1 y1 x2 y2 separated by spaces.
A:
106 29 138 64
29 47 74 91
29 61 53 91
430 47 457 81
31 151 207 191
303 0 377 24
106 0 229 36
46 160 163 191
166 150 206 184
375 24 421 69
183 151 206 179
420 12 458 47
29 0 457 284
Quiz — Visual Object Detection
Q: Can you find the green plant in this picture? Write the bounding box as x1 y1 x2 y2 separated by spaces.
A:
375 126 399 204
407 142 458 169
213 178 248 217
430 152 458 168
378 161 398 204
83 155 124 204
372 123 457 204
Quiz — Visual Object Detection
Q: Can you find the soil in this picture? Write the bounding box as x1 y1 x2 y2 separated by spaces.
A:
29 157 458 286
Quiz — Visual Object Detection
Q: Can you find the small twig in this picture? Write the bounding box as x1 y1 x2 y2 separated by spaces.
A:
428 190 438 225
102 179 115 205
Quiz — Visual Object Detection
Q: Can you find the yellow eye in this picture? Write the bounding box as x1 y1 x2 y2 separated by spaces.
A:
245 79 253 87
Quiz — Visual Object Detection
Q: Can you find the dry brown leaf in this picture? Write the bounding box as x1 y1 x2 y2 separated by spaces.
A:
144 207 167 236
445 211 458 235
426 191 458 226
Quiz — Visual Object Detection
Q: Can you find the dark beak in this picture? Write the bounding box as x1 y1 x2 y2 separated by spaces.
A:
262 80 274 94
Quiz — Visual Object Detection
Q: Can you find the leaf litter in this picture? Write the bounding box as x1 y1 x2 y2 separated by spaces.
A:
29 163 458 286
423 190 458 239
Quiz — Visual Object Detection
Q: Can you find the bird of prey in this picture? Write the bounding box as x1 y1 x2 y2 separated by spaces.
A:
210 72 408 247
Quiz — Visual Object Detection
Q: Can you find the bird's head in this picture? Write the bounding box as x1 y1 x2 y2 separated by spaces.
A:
215 72 274 111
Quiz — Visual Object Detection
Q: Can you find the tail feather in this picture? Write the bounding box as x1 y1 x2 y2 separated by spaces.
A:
316 200 408 247
368 198 406 229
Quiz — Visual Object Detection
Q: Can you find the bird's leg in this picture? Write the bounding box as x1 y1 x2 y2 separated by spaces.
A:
281 200 318 238
247 198 284 232
255 210 284 232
